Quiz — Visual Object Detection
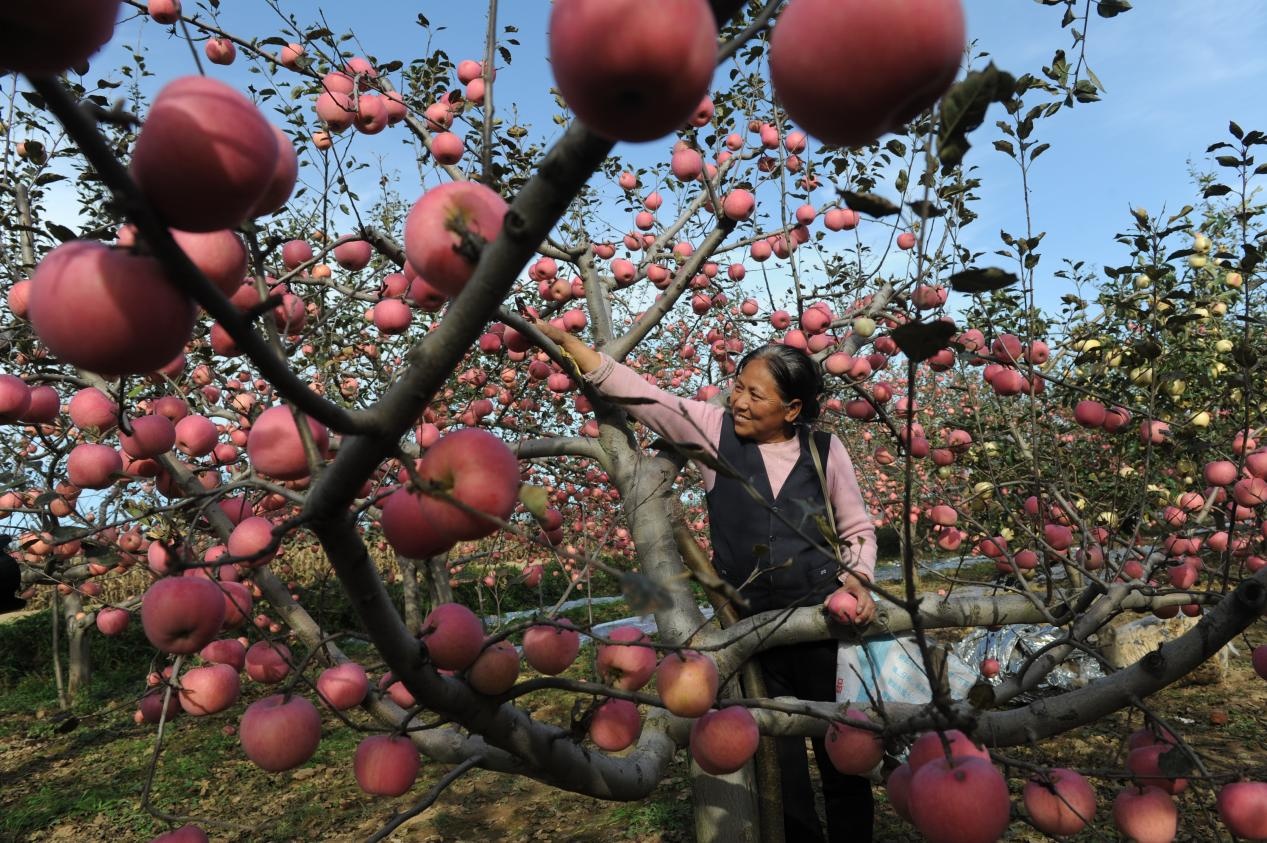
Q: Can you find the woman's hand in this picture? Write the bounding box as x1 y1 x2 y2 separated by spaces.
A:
823 573 876 625
532 317 570 346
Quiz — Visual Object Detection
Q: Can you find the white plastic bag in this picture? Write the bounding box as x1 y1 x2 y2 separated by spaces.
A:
836 633 977 704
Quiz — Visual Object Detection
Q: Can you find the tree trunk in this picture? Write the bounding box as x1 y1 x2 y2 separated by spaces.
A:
397 556 422 633
62 591 90 698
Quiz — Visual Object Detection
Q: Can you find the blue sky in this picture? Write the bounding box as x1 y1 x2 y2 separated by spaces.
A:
66 1 1267 317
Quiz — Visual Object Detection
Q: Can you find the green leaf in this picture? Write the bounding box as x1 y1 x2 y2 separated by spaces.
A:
1029 143 1051 162
1096 0 1132 17
1215 154 1242 167
907 200 943 218
1204 184 1232 198
1229 120 1244 140
839 191 900 217
949 267 1019 294
992 139 1015 157
937 63 1017 173
891 320 958 363
46 222 76 242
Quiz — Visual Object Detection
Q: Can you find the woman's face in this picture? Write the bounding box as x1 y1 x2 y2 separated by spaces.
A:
730 358 801 443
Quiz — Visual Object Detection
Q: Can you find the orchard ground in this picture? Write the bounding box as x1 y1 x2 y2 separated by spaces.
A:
2 587 1265 841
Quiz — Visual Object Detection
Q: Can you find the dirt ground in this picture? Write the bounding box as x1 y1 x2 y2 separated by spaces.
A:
2 628 1265 842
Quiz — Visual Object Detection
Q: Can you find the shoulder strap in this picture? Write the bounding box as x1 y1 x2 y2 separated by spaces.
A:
807 428 839 557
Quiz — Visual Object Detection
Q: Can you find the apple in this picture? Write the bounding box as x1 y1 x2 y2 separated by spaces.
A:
246 405 329 480
1023 768 1096 836
824 708 883 775
227 516 278 567
147 0 180 24
204 37 235 65
404 182 508 297
907 757 1010 843
523 620 581 675
907 729 990 772
178 663 240 715
216 580 253 629
596 627 657 691
199 638 246 671
139 688 183 724
149 824 209 843
689 706 760 775
95 607 131 636
1112 785 1177 843
824 590 859 624
654 650 718 718
980 658 1001 678
120 414 177 459
380 487 457 559
67 443 121 489
466 639 520 695
0 376 31 422
28 241 196 377
141 576 226 654
174 414 217 457
549 0 717 142
896 232 917 251
421 602 485 671
432 132 465 165
355 735 420 796
589 699 642 751
317 662 370 710
131 76 279 232
373 299 413 334
721 190 756 221
0 0 122 75
770 0 965 148
18 384 59 424
1253 645 1267 680
412 428 521 542
334 239 373 271
886 763 914 820
238 693 322 772
245 641 292 684
1217 781 1267 839
169 228 248 297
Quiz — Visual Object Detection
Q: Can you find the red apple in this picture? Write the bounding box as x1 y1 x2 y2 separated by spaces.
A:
404 182 508 297
886 763 914 821
245 641 292 684
121 414 177 459
590 698 642 751
548 0 717 142
95 607 131 636
1023 768 1096 836
770 0 964 148
824 589 859 624
149 824 209 843
238 693 322 772
141 576 226 654
466 639 520 695
523 620 581 675
355 735 421 796
1127 744 1188 794
596 627 657 691
824 708 884 775
217 580 253 629
421 602 485 671
413 428 521 542
246 405 329 480
178 663 240 715
908 729 990 773
199 638 246 671
140 688 183 724
654 650 718 718
67 443 121 489
19 384 60 423
147 0 180 24
227 516 278 567
1217 781 1267 840
690 706 760 775
131 76 279 232
1112 785 1177 843
28 240 196 377
0 376 30 422
908 756 1010 843
0 0 121 75
317 662 370 710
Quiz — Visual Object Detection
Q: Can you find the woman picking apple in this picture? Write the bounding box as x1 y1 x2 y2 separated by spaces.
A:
534 318 879 842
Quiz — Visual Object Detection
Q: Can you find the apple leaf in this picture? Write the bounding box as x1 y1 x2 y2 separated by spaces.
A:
907 200 944 218
1096 0 1132 18
949 267 1018 294
1157 745 1194 778
518 485 550 521
890 320 958 363
839 191 899 218
937 63 1017 174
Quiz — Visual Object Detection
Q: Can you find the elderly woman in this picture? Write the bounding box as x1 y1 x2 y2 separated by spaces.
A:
535 319 878 843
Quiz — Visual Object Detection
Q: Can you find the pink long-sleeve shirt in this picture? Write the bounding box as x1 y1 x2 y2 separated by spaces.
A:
585 354 878 582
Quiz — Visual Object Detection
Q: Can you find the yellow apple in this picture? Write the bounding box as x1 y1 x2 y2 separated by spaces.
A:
1191 411 1211 427
1226 272 1243 288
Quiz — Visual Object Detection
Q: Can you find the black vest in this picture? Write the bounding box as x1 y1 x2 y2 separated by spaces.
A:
705 414 840 617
